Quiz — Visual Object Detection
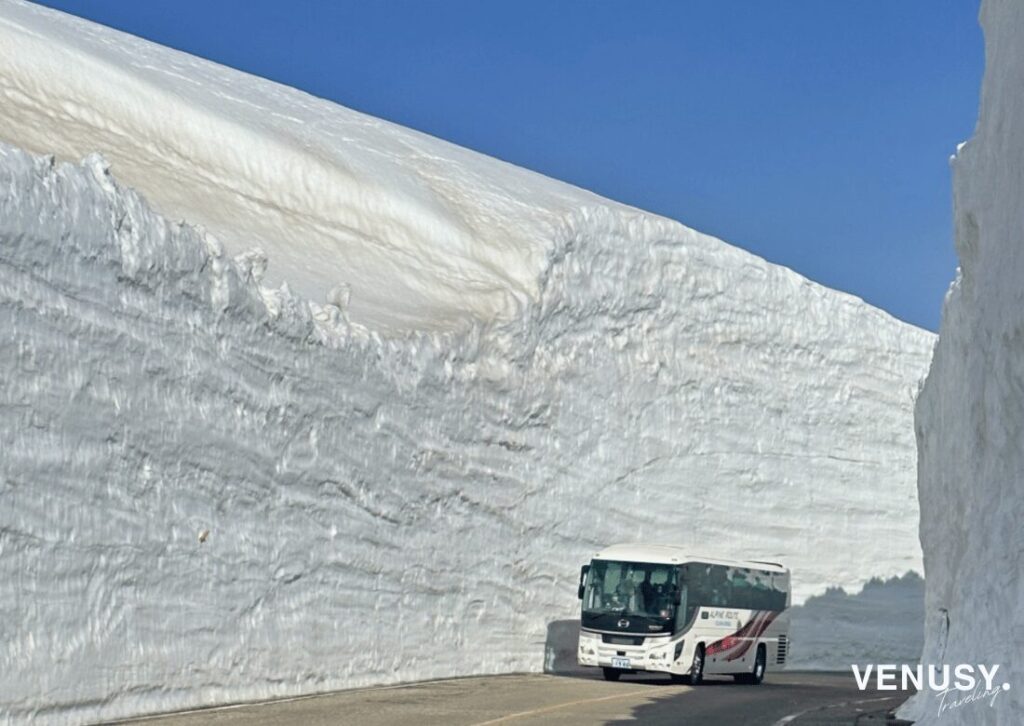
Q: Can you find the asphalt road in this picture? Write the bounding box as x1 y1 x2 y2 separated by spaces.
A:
113 671 913 726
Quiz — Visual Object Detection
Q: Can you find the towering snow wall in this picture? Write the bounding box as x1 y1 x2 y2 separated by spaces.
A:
898 1 1024 723
0 2 934 723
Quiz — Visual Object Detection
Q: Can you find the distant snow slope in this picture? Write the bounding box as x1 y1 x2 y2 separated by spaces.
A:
787 573 924 671
898 1 1024 723
0 2 934 724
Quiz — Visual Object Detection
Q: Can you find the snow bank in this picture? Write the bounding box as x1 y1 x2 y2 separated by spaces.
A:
0 3 935 724
898 1 1024 723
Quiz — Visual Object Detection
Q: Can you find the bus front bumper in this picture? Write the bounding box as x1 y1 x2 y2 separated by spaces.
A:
577 631 682 674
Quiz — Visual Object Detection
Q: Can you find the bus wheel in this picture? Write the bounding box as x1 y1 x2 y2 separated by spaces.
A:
602 668 621 682
736 645 766 685
751 645 766 684
689 645 705 685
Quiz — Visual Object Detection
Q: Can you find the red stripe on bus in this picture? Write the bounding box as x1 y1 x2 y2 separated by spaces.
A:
705 610 771 658
724 611 777 662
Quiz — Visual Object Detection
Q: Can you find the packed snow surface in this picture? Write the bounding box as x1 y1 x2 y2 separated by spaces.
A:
898 1 1024 723
0 0 597 334
1 2 934 723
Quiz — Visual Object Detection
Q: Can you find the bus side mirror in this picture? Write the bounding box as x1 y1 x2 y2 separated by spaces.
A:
578 565 590 600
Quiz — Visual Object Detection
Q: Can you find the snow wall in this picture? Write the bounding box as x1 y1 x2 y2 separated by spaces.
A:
898 0 1024 723
0 2 934 724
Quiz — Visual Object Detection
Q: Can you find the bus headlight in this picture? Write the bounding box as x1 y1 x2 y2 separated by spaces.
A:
579 631 598 656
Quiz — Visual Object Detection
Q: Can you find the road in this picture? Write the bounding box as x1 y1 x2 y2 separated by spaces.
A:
113 671 913 726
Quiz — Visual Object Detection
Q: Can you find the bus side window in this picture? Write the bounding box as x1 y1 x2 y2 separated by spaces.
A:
678 584 693 624
769 572 787 611
680 564 703 623
748 571 772 610
709 565 731 606
729 567 755 609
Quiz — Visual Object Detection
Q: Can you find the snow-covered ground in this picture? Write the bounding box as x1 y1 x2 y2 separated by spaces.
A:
0 2 935 724
898 1 1024 723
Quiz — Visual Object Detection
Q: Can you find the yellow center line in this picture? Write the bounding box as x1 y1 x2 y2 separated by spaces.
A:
470 686 687 725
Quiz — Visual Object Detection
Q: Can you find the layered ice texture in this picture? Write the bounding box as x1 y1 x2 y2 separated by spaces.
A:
898 1 1024 723
1 1 935 723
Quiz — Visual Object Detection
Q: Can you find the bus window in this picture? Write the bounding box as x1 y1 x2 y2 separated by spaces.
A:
677 581 690 625
729 568 754 609
683 563 730 608
748 571 773 610
708 564 731 606
769 572 788 610
680 564 705 622
583 561 680 618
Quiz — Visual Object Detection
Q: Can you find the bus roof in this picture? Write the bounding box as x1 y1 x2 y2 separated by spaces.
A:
591 543 788 574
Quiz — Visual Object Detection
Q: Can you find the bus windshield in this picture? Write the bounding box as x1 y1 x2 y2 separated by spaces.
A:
582 560 677 619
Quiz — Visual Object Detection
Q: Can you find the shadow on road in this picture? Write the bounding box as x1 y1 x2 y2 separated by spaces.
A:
543 619 584 675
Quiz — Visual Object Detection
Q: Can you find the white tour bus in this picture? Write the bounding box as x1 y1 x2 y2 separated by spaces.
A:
577 543 790 684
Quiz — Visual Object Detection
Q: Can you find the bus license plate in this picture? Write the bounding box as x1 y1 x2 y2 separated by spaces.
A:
611 657 630 669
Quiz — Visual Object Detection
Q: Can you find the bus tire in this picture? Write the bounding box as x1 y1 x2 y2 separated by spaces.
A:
736 645 766 685
602 668 621 682
689 645 705 685
751 644 766 684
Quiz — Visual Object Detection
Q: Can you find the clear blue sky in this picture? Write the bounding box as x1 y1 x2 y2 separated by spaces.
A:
36 0 983 331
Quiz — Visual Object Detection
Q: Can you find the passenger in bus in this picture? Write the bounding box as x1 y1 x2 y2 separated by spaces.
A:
639 570 657 612
708 566 730 606
636 568 675 616
614 568 640 611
